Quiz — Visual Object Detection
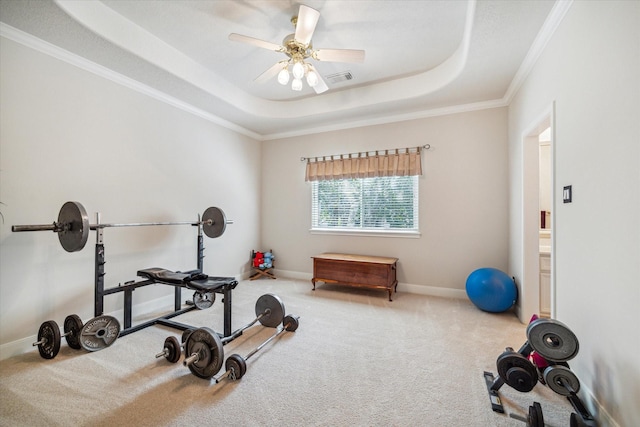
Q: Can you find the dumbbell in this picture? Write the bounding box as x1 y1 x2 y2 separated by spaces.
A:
32 314 83 359
156 329 195 363
177 294 285 379
221 293 285 344
509 402 545 427
215 314 299 383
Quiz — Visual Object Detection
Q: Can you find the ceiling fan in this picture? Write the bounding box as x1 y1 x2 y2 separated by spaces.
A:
229 4 365 94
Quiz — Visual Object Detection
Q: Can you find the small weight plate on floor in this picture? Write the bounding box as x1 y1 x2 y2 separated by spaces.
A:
526 318 579 362
496 350 538 392
37 320 61 359
202 207 226 238
63 314 83 350
283 315 299 332
529 402 544 427
80 315 120 352
543 365 581 396
164 336 181 364
57 201 90 252
255 293 285 328
185 327 224 379
225 354 247 381
193 291 215 310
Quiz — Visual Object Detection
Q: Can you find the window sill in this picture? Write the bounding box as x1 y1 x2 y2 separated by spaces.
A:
309 228 421 238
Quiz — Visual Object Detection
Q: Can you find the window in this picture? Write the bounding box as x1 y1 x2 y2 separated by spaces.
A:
311 175 419 234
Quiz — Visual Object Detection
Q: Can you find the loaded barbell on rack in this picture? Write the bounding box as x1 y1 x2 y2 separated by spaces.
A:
11 201 234 252
215 314 299 383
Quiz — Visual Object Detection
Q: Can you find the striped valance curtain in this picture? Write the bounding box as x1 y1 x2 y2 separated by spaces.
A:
305 147 423 182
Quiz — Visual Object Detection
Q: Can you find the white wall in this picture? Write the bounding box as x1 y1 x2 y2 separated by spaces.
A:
508 1 639 425
0 37 262 358
261 108 509 296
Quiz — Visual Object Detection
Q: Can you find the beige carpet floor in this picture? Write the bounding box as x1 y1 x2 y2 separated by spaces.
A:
0 278 576 426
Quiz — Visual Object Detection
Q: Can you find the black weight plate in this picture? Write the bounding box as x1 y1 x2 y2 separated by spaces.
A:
543 365 581 396
225 354 247 380
202 207 226 238
80 315 120 352
529 402 544 427
37 320 61 359
164 336 181 364
255 294 285 328
283 315 299 332
496 351 538 392
185 327 224 379
57 201 89 252
182 328 195 344
526 318 579 362
193 291 215 310
63 314 83 350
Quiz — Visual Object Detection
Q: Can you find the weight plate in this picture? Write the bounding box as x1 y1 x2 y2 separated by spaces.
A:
164 336 181 364
57 201 89 252
527 318 579 362
543 365 581 396
193 291 215 310
80 315 120 352
202 207 226 238
529 402 544 427
185 327 224 379
37 320 61 359
283 315 299 332
63 314 83 350
182 328 195 344
255 293 285 328
225 353 247 381
496 351 538 392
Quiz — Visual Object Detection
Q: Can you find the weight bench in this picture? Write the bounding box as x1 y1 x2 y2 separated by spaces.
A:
114 268 238 338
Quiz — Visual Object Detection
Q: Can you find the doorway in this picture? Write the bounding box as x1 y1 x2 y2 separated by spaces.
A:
521 106 555 322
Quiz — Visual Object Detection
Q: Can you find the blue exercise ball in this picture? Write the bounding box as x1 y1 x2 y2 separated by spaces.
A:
465 268 517 313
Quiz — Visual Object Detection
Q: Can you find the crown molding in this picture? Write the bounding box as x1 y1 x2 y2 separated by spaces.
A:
0 23 262 141
503 0 574 104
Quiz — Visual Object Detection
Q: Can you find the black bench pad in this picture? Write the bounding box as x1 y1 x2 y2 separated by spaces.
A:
137 268 237 291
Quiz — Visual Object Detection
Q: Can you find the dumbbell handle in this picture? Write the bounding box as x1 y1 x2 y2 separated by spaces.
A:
183 352 199 367
245 323 289 361
221 309 270 344
32 329 72 346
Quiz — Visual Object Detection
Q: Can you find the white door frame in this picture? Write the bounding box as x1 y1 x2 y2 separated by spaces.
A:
520 103 555 322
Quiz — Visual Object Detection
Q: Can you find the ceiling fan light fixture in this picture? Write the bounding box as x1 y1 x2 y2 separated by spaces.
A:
306 69 318 87
277 68 290 85
291 78 303 91
292 61 305 80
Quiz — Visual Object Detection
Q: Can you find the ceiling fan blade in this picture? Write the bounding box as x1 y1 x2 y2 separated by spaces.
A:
294 5 320 46
314 48 365 63
308 64 328 94
254 61 287 84
229 33 283 52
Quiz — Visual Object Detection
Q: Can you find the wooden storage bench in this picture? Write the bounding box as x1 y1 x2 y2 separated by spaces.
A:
311 253 398 301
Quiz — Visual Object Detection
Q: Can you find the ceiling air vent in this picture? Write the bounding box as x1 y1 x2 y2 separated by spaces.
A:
325 71 353 84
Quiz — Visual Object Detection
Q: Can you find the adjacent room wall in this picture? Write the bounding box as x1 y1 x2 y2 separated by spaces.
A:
261 107 509 297
508 1 639 425
0 37 262 358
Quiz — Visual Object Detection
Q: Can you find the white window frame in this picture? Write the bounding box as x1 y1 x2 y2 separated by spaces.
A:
310 175 420 238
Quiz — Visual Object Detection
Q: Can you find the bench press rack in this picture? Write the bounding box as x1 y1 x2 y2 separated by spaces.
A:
92 212 237 338
12 201 237 340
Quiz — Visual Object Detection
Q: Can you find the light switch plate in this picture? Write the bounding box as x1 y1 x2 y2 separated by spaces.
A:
563 185 572 203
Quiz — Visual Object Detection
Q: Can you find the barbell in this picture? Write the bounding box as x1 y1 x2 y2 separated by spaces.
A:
11 201 233 252
215 315 299 383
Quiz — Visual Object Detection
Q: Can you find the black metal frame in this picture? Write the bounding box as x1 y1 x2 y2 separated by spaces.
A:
93 218 234 339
